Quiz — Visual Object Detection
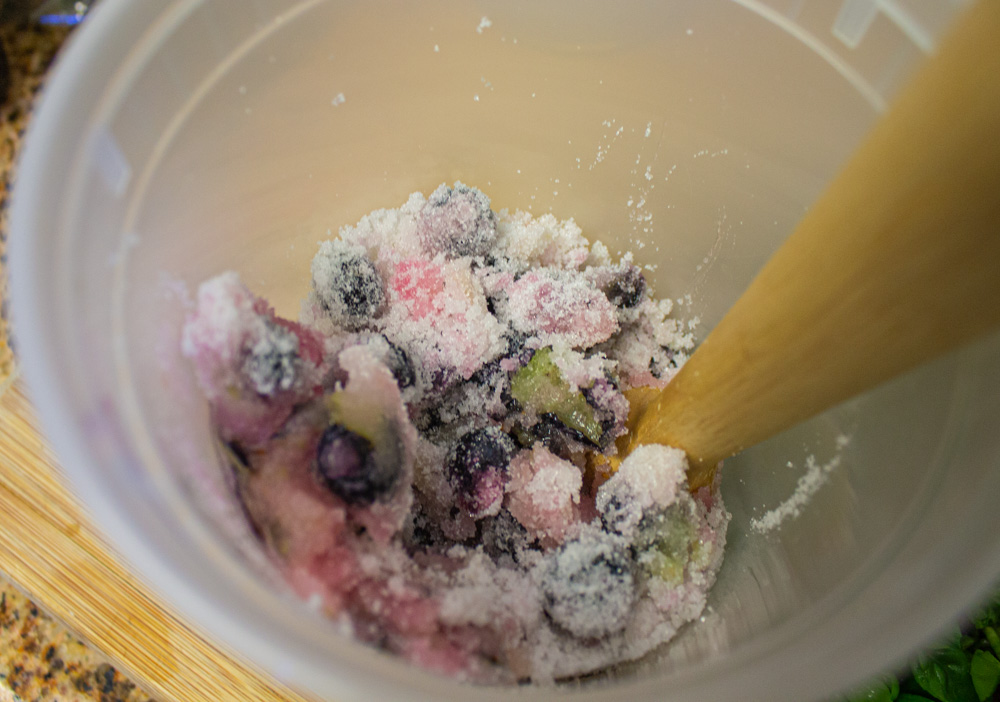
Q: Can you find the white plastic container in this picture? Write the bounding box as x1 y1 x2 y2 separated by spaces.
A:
11 1 1000 701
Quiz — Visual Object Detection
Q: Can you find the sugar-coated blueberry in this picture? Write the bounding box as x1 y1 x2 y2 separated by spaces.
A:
241 320 300 396
604 266 647 308
479 509 535 566
542 531 635 639
419 183 498 259
315 424 399 505
445 426 516 518
312 241 385 329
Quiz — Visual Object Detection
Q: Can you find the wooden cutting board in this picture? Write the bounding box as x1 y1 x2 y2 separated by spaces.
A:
0 379 318 702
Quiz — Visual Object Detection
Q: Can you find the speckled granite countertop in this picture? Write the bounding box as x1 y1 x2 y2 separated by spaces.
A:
0 19 154 702
0 581 151 701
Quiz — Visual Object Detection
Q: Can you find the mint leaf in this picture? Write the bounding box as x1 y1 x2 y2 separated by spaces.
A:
984 628 1000 659
897 696 936 702
846 676 900 702
972 594 1000 631
912 648 979 702
970 650 1000 701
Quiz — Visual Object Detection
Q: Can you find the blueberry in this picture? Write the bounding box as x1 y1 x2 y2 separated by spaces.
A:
529 413 593 457
469 358 502 387
597 491 644 538
649 346 678 379
382 338 415 389
311 241 385 329
414 405 445 434
241 320 300 396
504 331 531 362
468 358 514 405
420 183 498 258
445 427 516 518
604 266 647 308
582 376 626 450
542 531 635 639
465 359 515 419
315 424 399 505
479 509 535 566
402 503 449 554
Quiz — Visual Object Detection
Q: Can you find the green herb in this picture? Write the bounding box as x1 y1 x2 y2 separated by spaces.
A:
847 676 900 702
973 594 1000 631
838 588 1000 702
970 650 1000 701
912 647 979 702
986 629 1000 659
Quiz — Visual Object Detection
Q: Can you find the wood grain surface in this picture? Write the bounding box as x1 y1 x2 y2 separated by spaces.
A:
0 382 316 702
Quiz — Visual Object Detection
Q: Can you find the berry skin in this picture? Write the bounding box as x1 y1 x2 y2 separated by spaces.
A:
581 375 627 450
382 338 416 389
311 240 386 329
527 412 591 458
445 427 516 518
315 424 399 505
241 319 300 396
541 530 635 639
604 266 647 309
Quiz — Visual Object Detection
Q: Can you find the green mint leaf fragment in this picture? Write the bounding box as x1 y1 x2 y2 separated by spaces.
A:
972 594 1000 631
970 650 1000 701
510 347 603 444
984 628 1000 658
846 676 900 702
890 676 901 700
912 648 979 702
896 696 938 702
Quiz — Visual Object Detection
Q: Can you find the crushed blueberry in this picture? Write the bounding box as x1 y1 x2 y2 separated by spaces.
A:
604 266 647 309
503 330 531 362
403 503 449 553
530 412 593 455
383 338 416 389
446 426 516 518
479 509 535 566
315 424 399 505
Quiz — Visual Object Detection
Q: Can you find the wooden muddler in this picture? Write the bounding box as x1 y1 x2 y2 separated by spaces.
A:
627 0 1000 490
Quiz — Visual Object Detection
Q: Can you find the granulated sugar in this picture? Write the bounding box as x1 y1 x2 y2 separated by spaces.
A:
750 454 843 534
